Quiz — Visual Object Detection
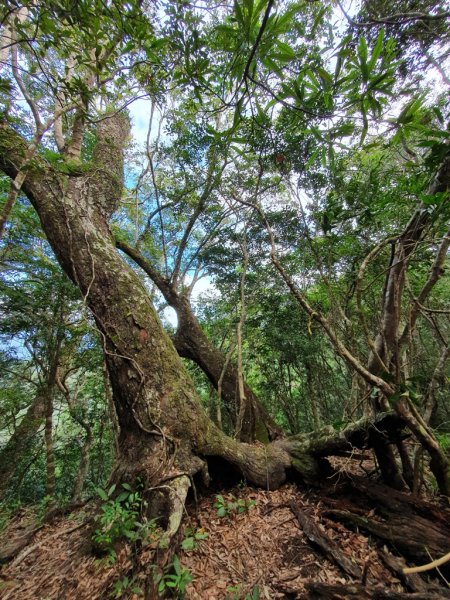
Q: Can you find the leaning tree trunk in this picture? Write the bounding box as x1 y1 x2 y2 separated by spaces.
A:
116 239 283 443
0 115 290 495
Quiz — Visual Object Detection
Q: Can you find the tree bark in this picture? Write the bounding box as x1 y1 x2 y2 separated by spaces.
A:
116 239 283 442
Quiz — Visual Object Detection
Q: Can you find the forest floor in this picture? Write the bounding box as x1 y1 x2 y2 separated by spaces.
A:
1 456 450 599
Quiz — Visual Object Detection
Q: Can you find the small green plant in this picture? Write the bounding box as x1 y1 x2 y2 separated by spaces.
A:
246 586 260 600
112 575 142 598
436 432 450 451
37 494 55 522
214 494 256 518
92 483 157 559
180 527 208 552
226 584 260 600
156 555 193 597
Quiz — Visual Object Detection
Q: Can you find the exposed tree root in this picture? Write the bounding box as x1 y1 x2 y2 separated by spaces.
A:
0 500 90 563
0 523 43 564
10 521 89 568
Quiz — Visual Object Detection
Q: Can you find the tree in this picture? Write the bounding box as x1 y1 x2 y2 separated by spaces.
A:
0 0 449 548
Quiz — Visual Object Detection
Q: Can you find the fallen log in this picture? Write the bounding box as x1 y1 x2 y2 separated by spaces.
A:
380 549 429 594
306 582 450 599
324 509 450 565
342 475 450 525
289 502 362 579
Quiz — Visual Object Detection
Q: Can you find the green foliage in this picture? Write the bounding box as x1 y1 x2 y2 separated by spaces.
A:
0 197 114 505
155 555 193 597
436 433 450 452
112 575 143 598
92 483 157 559
213 494 256 518
226 584 260 600
180 527 209 552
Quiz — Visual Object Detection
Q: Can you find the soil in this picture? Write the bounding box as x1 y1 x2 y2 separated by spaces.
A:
1 458 449 599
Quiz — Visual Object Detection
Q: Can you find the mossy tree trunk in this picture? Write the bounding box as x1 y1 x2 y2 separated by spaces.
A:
116 239 282 443
0 115 290 493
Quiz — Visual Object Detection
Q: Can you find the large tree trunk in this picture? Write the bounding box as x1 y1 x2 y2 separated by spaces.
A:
116 239 283 443
0 116 289 496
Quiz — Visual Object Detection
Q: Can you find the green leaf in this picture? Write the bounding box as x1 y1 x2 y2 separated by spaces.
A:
397 96 424 125
274 41 296 61
305 69 320 89
358 36 369 82
368 28 384 73
311 6 326 36
97 487 108 501
173 555 181 576
235 2 245 27
261 54 283 76
107 484 116 497
316 67 333 89
432 106 444 124
305 148 320 167
115 492 129 503
252 586 261 600
181 537 195 551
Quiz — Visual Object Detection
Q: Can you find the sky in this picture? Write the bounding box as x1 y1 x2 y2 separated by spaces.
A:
127 99 217 329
